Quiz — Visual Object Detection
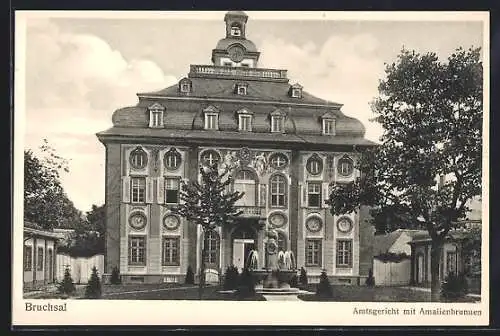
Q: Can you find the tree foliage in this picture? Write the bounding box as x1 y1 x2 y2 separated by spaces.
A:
58 204 106 257
171 163 244 299
326 47 482 300
327 47 482 235
173 164 244 232
24 139 83 230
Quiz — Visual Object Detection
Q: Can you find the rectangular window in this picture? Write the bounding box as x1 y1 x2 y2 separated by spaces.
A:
131 177 146 203
307 182 322 207
150 110 163 127
205 113 218 130
165 178 180 204
180 83 190 93
162 237 180 266
241 63 249 67
323 119 334 135
37 247 44 271
271 116 284 133
336 240 353 268
223 62 232 67
239 115 252 131
24 245 32 271
306 239 322 266
129 236 146 265
270 177 286 207
446 251 457 275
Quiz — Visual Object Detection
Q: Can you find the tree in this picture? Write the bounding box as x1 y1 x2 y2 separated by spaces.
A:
24 139 83 230
58 266 76 295
326 47 482 301
171 163 244 299
85 266 102 299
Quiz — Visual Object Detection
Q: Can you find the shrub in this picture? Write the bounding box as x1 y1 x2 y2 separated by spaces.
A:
223 265 239 290
185 266 195 285
289 274 299 288
441 272 469 300
110 266 121 285
236 268 256 298
299 267 308 287
85 266 102 299
316 271 333 298
365 268 375 287
58 266 76 295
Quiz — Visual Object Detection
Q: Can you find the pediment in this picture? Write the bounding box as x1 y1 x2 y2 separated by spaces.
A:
148 102 165 111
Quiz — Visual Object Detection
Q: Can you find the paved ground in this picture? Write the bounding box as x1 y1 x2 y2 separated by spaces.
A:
404 286 481 299
263 295 300 301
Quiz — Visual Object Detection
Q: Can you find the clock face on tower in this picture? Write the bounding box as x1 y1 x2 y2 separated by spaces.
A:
129 212 147 230
228 45 245 62
163 215 180 230
268 212 286 228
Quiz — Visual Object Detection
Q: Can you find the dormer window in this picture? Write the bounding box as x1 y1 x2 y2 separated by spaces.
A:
203 106 220 130
290 83 303 98
179 78 192 94
148 102 165 128
270 109 286 133
321 112 337 136
237 108 253 132
235 82 248 96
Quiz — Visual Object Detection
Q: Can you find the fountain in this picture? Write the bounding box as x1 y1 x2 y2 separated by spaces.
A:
250 228 302 295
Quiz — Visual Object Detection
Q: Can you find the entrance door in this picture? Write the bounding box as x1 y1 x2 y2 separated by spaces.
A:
233 239 255 272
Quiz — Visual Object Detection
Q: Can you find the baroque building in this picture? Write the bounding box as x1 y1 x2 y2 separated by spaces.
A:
97 11 376 284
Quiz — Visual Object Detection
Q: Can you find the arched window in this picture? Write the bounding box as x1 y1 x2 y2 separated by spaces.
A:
269 174 287 207
234 169 257 206
203 230 220 267
338 156 354 177
277 231 287 252
129 147 148 169
200 150 221 166
164 148 182 171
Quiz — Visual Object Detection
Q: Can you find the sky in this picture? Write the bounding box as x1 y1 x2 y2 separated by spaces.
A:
18 11 485 213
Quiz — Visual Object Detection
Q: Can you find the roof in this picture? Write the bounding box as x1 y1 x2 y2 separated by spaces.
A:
373 229 424 255
24 226 63 240
97 126 377 148
139 77 339 106
215 38 258 53
408 228 480 245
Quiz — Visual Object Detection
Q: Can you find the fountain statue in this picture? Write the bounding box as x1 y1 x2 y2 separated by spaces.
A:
250 228 299 293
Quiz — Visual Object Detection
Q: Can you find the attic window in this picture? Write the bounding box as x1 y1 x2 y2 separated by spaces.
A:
270 109 286 133
235 83 248 96
148 102 165 128
179 79 192 94
290 84 303 98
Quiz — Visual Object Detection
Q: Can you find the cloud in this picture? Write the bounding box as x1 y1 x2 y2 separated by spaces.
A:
258 33 385 142
23 19 178 211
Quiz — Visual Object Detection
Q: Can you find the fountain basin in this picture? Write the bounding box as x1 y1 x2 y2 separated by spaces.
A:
252 269 297 289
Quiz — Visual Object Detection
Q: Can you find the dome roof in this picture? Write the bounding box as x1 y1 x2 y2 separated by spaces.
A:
215 38 258 53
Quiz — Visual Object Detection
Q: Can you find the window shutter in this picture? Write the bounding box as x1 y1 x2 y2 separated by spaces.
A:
157 177 165 204
148 111 154 128
322 182 329 208
146 177 154 204
122 176 131 203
